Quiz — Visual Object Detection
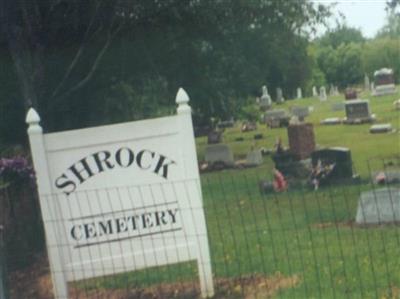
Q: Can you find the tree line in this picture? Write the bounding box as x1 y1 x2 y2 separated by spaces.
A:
0 0 398 147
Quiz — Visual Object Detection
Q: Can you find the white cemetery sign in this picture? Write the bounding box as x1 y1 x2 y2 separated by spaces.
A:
26 88 214 298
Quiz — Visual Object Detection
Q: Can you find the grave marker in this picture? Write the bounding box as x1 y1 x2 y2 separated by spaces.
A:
276 87 285 103
207 131 223 144
372 68 397 96
319 86 327 101
246 149 263 166
287 123 315 160
204 144 234 167
296 88 302 99
291 106 309 121
344 99 374 124
356 188 400 224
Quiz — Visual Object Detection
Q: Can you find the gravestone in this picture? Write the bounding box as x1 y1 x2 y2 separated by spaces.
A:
204 144 234 167
311 147 353 179
331 102 345 111
260 85 272 110
370 124 392 134
241 121 257 132
321 117 342 125
355 188 400 224
287 123 315 160
254 133 263 140
319 86 327 101
207 131 223 144
276 88 285 103
296 88 302 99
194 125 212 137
264 109 290 128
344 88 357 100
291 106 309 121
312 86 318 97
334 86 339 96
364 74 370 91
393 99 400 111
246 149 263 166
372 68 397 96
344 99 374 124
217 119 235 129
329 85 335 96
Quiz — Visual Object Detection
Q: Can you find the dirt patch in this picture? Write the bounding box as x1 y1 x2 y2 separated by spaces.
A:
8 254 54 299
312 221 354 229
9 255 301 299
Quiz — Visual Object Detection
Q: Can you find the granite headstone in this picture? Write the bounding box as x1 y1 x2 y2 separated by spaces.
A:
355 188 400 224
205 144 234 167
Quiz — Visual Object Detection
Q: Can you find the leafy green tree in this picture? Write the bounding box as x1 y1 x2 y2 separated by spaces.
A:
318 25 365 49
362 38 400 82
0 0 331 146
376 10 400 38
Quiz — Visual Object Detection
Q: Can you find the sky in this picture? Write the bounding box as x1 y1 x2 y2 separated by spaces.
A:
316 0 389 38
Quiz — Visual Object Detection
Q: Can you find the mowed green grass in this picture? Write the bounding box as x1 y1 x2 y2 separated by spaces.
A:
196 88 400 177
80 89 400 298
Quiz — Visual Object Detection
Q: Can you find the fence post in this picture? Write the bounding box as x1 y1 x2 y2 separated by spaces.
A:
176 88 215 298
0 225 7 299
26 108 68 299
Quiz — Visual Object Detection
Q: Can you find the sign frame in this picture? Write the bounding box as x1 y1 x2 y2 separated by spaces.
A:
26 88 214 298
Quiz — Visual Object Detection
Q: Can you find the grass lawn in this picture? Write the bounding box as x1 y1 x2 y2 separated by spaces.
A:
76 89 400 298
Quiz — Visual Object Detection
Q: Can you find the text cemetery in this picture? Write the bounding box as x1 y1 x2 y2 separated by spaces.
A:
70 206 180 246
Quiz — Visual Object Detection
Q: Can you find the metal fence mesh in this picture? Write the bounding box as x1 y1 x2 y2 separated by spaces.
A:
2 158 400 299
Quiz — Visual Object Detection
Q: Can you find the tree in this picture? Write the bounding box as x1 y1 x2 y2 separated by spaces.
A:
376 10 400 38
318 24 365 49
0 0 331 145
362 38 400 82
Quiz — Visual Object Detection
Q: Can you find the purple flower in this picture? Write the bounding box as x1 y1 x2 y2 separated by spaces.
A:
0 156 35 184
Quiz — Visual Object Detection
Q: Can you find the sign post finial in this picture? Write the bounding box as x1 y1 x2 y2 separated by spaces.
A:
176 88 191 114
26 108 42 134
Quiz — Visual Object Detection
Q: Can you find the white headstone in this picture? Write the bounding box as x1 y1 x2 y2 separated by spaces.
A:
334 86 339 96
329 84 335 96
260 85 272 109
356 188 400 224
204 144 234 166
394 99 400 110
246 149 263 166
364 74 370 90
291 106 309 120
320 117 341 125
296 87 302 99
312 86 318 97
369 123 392 134
319 86 327 101
26 88 215 298
276 87 285 103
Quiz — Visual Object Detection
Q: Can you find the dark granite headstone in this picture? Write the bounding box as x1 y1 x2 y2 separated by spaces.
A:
311 147 353 179
344 88 357 100
344 99 374 123
207 131 223 144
